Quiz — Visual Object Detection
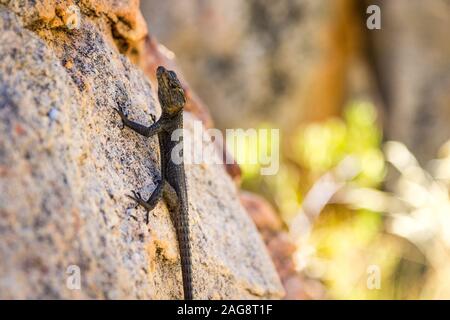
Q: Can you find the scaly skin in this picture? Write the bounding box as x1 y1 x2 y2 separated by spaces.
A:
115 66 193 300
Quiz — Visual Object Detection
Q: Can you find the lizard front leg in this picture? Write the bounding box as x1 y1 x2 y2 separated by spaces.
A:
114 106 162 137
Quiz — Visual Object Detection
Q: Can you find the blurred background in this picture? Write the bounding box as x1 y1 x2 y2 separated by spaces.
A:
141 0 450 299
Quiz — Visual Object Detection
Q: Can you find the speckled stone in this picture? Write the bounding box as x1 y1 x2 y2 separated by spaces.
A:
0 5 283 299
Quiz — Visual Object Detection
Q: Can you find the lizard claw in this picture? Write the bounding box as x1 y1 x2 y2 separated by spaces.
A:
128 214 138 222
127 190 142 204
131 190 142 200
113 107 125 118
114 107 126 129
127 190 152 218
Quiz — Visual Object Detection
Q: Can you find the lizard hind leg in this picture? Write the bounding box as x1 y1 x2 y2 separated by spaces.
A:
127 181 165 224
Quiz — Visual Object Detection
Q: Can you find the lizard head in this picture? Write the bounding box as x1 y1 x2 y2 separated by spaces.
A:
157 66 186 116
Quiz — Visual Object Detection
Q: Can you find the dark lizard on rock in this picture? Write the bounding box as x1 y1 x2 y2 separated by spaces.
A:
115 66 193 300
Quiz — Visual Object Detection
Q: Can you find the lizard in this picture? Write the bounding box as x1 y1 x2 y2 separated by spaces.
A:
114 66 193 300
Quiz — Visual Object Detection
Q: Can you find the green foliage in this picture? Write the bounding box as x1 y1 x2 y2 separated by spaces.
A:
293 101 385 188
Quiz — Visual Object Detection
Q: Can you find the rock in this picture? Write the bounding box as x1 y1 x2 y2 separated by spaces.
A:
0 4 283 299
240 191 323 299
240 191 283 234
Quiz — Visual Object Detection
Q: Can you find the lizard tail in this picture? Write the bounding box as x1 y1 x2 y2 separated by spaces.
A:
177 212 193 300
